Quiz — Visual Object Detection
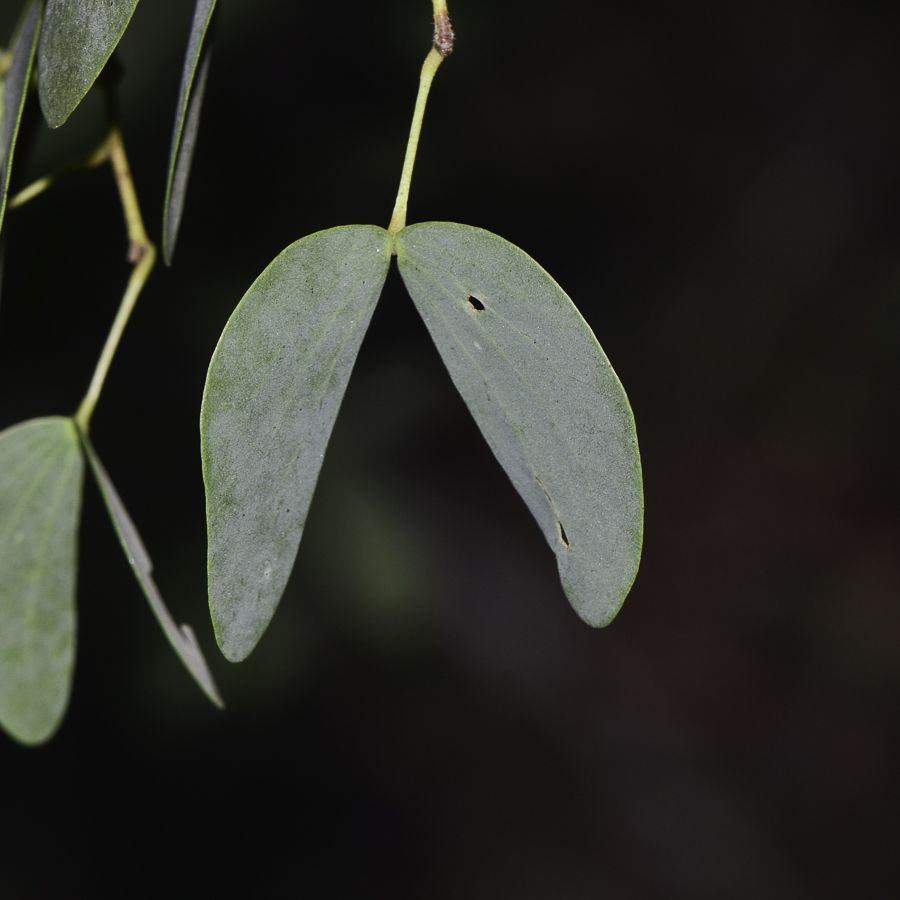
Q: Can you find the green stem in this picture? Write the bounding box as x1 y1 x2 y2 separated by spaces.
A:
388 47 444 236
75 127 156 433
9 138 112 209
387 1 455 237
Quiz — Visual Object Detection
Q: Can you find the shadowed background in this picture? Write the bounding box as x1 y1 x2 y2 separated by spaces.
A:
1 0 899 896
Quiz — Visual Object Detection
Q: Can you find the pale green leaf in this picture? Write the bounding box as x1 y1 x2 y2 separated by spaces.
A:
38 0 140 128
0 417 83 745
163 0 217 266
0 0 42 238
396 223 643 626
80 432 223 708
202 225 392 661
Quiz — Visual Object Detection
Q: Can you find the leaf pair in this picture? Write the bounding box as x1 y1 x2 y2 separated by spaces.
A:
0 417 222 746
202 223 644 663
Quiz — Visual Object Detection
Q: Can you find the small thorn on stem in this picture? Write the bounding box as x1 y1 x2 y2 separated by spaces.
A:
434 10 454 56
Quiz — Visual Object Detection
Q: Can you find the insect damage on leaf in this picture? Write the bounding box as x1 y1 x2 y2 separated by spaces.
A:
396 221 643 628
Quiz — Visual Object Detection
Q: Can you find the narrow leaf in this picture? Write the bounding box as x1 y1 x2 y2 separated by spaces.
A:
0 417 83 745
396 223 643 627
162 0 217 266
0 0 42 238
80 432 223 708
38 0 140 128
202 225 392 661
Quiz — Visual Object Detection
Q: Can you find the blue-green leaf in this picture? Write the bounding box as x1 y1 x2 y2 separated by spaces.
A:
202 225 392 661
0 0 42 239
396 223 643 626
163 0 217 266
38 0 140 128
80 432 223 708
0 417 83 745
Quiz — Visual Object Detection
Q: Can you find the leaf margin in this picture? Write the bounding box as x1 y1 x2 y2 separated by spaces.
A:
78 427 224 709
0 0 43 239
162 0 217 266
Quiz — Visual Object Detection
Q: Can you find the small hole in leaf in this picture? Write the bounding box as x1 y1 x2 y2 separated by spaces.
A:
558 522 569 547
467 295 485 311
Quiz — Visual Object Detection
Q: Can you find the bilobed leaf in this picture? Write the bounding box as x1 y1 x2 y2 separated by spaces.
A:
163 0 217 266
38 0 140 128
397 223 643 627
202 225 392 661
80 433 223 708
0 0 42 238
0 417 83 745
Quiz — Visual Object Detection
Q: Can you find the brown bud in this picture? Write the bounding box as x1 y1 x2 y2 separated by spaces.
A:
434 11 455 57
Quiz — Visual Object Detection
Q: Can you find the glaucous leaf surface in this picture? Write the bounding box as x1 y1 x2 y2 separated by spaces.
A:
163 0 217 266
396 223 643 626
38 0 140 128
0 417 83 745
0 0 42 238
80 433 223 708
202 225 392 661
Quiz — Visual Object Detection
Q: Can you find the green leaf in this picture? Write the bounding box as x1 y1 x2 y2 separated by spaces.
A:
162 0 217 266
0 0 42 238
202 225 392 661
38 0 140 128
396 223 643 627
0 417 83 745
80 432 223 708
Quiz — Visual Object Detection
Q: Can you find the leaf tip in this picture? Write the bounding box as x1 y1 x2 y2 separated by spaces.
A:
212 616 257 664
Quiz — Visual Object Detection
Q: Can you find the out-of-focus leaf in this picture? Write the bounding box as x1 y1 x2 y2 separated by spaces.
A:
38 0 140 128
396 222 643 626
163 0 217 266
0 417 83 745
202 225 391 661
80 432 223 709
0 0 42 238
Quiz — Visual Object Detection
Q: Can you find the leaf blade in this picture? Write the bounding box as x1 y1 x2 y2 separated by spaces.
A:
0 417 83 745
202 224 392 661
162 0 217 266
79 432 224 708
0 0 43 238
38 0 140 128
397 222 643 627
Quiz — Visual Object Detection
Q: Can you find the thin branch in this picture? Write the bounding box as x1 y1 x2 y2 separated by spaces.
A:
387 46 444 236
75 126 156 432
8 137 113 209
387 1 454 235
387 1 455 236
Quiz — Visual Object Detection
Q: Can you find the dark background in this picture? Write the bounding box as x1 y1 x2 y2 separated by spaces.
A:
1 0 899 896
